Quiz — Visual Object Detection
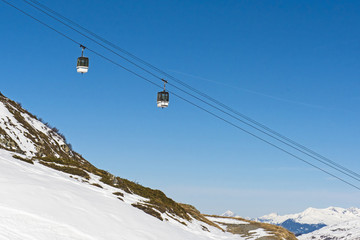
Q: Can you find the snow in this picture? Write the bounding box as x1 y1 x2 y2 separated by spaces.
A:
0 102 37 155
298 219 360 240
0 206 97 240
0 149 247 240
248 228 275 239
257 206 360 225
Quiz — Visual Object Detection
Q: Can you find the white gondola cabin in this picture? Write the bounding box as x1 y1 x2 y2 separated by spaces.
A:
77 45 89 73
157 91 169 108
157 79 169 108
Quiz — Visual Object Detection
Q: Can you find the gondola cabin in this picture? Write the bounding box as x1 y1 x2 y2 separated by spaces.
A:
77 45 89 73
77 56 89 73
157 91 169 108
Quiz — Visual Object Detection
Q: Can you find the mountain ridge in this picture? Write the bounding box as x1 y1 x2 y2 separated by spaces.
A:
0 92 195 223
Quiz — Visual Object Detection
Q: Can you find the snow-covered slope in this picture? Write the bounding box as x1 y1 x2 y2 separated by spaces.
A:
0 149 241 240
0 92 198 225
298 219 360 240
0 93 79 159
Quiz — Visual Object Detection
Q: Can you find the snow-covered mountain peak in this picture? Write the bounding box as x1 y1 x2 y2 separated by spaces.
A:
302 207 317 214
221 210 236 217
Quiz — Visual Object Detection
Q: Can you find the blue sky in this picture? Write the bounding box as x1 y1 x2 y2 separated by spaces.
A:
1 0 359 217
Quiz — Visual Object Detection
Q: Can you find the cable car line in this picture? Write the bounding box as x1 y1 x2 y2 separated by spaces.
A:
2 0 360 191
3 0 359 189
21 0 360 181
18 0 360 182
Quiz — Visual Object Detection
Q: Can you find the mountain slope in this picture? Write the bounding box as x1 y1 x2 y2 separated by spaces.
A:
0 92 294 239
0 92 192 223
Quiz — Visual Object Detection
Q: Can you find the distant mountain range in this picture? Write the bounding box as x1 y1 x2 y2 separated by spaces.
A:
254 207 360 236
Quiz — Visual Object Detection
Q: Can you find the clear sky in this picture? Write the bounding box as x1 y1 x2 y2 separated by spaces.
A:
1 0 359 217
